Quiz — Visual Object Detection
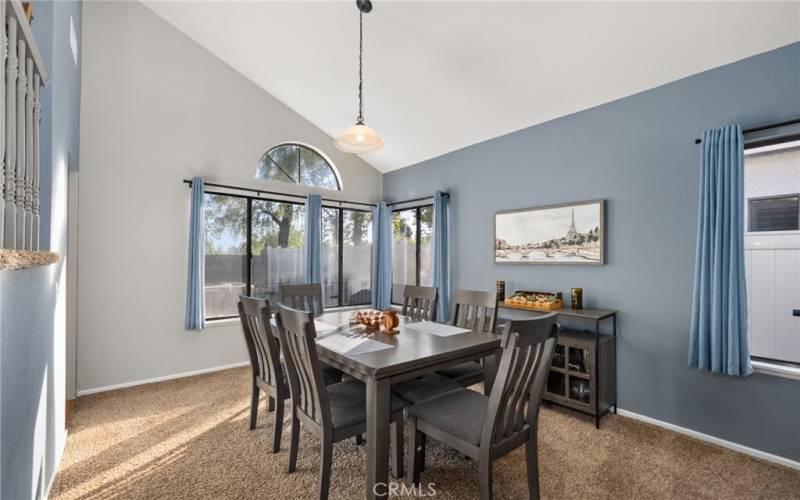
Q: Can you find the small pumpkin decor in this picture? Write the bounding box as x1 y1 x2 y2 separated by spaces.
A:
382 310 400 334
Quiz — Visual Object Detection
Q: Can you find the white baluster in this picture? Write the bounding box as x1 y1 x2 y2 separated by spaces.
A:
24 57 32 249
14 38 24 249
0 2 6 248
32 72 39 250
3 17 16 248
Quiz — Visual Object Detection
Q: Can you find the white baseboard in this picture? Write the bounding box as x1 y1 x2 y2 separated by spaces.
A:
617 409 800 471
76 361 249 397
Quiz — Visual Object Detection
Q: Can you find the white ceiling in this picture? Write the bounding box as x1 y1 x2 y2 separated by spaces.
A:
142 1 800 172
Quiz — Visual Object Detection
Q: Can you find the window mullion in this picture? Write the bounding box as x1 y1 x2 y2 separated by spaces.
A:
338 209 345 307
415 207 421 287
298 146 302 185
246 198 253 297
265 152 297 184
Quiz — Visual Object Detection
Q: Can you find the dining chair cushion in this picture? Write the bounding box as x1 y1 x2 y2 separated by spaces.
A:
328 381 406 430
406 388 488 446
391 374 463 404
436 361 484 382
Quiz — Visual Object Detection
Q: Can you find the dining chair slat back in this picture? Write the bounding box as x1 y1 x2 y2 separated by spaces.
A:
238 295 288 453
280 283 323 314
451 289 497 334
238 296 281 387
275 304 331 428
402 285 438 321
486 314 558 444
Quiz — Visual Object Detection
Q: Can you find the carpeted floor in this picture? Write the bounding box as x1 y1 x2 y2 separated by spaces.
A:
51 367 800 499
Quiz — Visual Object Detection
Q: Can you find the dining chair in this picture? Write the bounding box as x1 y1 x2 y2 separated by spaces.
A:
436 289 498 387
279 283 343 385
406 314 559 500
275 304 407 500
280 283 324 315
401 285 438 321
392 283 459 459
237 296 287 453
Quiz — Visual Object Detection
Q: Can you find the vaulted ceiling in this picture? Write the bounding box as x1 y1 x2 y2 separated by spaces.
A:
143 1 800 172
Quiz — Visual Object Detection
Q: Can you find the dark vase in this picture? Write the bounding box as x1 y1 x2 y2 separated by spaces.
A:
570 288 583 310
496 281 506 302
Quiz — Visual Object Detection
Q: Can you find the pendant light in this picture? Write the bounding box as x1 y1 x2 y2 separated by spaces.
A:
335 0 384 153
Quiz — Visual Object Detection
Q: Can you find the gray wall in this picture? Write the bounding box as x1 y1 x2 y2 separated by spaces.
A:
384 42 800 461
1 267 61 499
0 1 82 498
76 1 384 394
38 0 82 250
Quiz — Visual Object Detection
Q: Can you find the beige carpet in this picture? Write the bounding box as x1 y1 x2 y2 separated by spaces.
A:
52 367 800 499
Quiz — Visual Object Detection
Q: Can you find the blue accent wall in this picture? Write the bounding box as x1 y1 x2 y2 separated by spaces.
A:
384 42 800 461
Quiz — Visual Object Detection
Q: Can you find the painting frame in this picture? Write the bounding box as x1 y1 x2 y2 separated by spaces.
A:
493 199 605 265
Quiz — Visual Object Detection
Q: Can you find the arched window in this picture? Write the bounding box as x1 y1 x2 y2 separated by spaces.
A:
256 143 341 191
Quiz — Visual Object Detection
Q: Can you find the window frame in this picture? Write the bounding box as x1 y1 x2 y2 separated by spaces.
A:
743 135 800 370
324 205 375 308
258 142 343 191
203 189 371 321
390 204 433 305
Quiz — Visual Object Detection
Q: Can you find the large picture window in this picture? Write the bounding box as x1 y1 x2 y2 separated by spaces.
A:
391 205 433 304
204 194 249 319
323 208 374 307
203 192 371 320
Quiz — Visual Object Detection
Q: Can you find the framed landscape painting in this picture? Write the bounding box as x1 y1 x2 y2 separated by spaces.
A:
494 199 605 265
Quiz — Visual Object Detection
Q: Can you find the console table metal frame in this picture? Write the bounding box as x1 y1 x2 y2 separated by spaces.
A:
499 304 618 428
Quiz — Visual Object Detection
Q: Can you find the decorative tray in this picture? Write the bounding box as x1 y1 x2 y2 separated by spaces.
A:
504 290 564 311
355 309 400 332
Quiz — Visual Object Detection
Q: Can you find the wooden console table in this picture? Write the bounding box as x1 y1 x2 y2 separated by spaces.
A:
498 304 618 428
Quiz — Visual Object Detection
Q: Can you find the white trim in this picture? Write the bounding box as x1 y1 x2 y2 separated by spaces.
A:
752 360 800 381
46 429 67 499
204 317 240 328
204 306 365 328
76 362 249 397
617 409 800 471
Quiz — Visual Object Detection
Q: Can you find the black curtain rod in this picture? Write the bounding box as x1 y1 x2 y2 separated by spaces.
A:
183 179 449 209
387 193 449 206
693 118 800 144
183 179 376 208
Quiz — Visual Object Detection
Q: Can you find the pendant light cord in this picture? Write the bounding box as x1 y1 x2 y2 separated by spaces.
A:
357 11 365 125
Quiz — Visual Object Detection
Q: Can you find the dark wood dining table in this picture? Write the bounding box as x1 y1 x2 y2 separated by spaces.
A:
311 311 502 500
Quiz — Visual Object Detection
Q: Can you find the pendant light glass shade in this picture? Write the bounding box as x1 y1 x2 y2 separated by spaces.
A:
335 123 383 153
337 0 383 153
